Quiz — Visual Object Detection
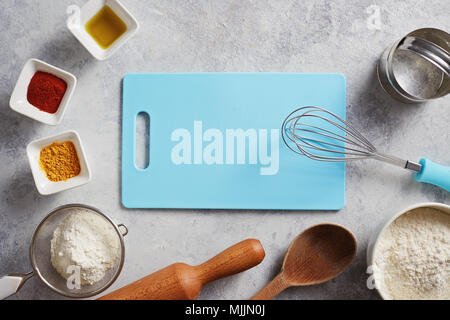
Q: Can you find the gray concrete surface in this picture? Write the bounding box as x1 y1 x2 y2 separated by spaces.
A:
0 0 449 300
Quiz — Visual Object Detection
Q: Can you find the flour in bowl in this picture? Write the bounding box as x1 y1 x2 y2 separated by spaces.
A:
374 207 450 300
50 209 120 286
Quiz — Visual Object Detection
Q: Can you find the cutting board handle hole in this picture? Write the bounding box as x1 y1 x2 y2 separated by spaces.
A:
135 111 150 170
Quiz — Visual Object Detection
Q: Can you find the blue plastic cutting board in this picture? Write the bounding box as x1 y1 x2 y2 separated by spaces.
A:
122 73 346 210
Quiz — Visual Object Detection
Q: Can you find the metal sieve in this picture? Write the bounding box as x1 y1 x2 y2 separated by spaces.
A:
377 28 450 103
0 204 128 299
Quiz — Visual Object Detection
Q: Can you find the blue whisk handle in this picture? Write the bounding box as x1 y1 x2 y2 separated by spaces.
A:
414 158 450 192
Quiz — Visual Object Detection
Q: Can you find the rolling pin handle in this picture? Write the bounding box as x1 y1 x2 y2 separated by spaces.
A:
196 239 266 285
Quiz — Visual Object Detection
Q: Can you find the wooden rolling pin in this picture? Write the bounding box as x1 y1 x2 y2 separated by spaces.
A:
99 239 265 300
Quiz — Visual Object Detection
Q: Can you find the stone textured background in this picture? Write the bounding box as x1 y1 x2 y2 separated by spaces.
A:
0 0 449 300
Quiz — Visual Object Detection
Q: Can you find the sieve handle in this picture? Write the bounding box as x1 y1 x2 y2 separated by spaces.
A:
0 272 33 300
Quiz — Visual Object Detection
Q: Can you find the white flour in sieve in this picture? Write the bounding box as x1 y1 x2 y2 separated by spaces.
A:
50 209 120 286
392 49 444 99
374 207 450 300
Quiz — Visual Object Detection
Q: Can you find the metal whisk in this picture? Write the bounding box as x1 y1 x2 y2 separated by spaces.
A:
281 106 450 191
281 106 423 172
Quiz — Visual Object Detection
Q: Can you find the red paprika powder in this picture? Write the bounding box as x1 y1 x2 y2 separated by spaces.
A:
27 71 67 114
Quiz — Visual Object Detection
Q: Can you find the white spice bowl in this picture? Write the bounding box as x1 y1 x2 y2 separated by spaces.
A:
26 130 92 195
67 0 139 60
366 202 450 299
9 59 77 126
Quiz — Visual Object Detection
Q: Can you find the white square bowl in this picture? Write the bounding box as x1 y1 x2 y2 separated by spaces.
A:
27 130 92 195
9 59 77 126
67 0 139 60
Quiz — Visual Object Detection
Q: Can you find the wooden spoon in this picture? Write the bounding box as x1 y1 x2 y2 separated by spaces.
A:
251 223 357 300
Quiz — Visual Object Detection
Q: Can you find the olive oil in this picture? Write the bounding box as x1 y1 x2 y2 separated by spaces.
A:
85 6 127 49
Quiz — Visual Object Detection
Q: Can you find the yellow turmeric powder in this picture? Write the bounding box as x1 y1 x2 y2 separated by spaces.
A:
39 141 81 182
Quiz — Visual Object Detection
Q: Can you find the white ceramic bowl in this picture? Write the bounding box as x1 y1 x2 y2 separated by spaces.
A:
26 130 92 195
9 59 77 125
67 0 139 60
366 202 450 299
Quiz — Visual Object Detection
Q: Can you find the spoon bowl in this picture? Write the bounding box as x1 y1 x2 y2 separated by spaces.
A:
251 223 357 300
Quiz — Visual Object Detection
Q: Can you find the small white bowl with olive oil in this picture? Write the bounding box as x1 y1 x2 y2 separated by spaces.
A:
67 0 139 60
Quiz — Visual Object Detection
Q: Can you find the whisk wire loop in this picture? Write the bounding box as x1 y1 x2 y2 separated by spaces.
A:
281 106 419 171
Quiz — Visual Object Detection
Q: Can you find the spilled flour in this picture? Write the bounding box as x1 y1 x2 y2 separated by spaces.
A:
50 209 120 286
374 207 450 300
